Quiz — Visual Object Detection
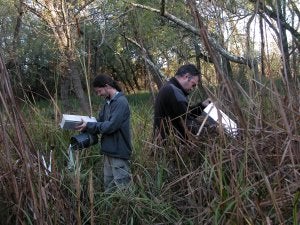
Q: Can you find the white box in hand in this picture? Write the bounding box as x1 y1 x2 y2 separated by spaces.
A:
60 114 97 130
203 103 238 137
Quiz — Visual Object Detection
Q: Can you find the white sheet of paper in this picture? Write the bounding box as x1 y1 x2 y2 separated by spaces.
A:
204 103 238 136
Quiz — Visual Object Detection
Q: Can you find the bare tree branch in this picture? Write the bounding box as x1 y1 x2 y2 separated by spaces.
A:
124 36 166 87
251 0 300 42
75 0 96 16
130 2 256 68
160 0 165 16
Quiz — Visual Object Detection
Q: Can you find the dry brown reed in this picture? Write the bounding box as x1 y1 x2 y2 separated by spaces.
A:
148 74 299 224
1 51 299 224
0 53 75 224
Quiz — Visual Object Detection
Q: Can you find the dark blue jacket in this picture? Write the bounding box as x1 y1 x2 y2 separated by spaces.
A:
86 92 132 159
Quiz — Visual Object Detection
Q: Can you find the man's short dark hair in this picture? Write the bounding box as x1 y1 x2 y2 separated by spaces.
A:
175 64 201 77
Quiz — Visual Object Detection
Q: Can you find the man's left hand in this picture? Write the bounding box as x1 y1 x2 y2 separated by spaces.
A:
202 98 212 107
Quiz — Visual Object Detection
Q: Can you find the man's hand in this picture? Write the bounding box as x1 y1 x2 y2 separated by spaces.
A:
75 119 87 132
202 98 212 107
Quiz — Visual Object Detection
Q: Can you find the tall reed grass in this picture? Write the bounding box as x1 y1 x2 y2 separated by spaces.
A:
1 53 299 224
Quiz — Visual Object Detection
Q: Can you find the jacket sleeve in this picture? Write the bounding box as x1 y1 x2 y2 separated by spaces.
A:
171 98 203 135
85 98 129 135
186 114 202 135
186 102 206 135
189 101 206 117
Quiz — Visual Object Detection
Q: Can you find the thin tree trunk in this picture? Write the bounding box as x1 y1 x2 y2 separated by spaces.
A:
193 39 201 71
6 0 24 85
276 0 292 83
130 63 141 91
259 15 266 78
60 75 71 113
68 57 90 115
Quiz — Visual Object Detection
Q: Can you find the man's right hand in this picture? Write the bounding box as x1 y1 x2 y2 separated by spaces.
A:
75 119 87 132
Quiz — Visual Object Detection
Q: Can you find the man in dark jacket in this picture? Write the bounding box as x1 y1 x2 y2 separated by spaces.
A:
154 64 211 141
76 74 132 192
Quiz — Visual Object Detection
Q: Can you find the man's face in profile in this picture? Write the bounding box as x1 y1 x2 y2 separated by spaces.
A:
181 74 200 93
94 86 109 98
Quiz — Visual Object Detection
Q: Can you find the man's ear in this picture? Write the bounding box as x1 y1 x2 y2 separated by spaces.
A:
183 73 191 80
187 75 192 81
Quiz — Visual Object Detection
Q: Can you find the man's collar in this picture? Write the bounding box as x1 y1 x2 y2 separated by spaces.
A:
106 91 119 104
170 77 189 96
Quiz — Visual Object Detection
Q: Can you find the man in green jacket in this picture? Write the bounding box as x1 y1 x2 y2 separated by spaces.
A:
76 74 132 192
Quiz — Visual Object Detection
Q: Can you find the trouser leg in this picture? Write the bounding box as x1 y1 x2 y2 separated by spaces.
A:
111 158 131 188
103 155 114 191
103 155 131 192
